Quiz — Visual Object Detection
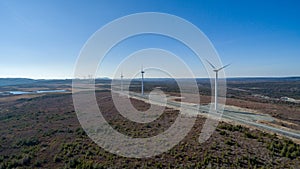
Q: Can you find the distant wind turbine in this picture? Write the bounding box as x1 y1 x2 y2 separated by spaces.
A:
120 73 124 92
141 66 145 96
206 60 230 111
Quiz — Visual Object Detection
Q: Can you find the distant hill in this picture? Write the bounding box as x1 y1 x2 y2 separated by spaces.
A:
226 77 300 82
0 77 299 87
0 78 37 86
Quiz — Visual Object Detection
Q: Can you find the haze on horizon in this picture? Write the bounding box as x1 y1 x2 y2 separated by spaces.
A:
1 0 300 79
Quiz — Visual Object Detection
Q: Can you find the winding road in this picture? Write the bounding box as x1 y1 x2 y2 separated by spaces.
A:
117 90 300 140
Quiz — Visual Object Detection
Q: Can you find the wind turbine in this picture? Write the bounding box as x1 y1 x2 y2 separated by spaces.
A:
141 66 145 96
206 60 230 111
120 72 124 92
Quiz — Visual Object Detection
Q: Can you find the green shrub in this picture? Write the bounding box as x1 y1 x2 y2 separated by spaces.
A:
219 130 227 136
34 160 42 167
18 154 31 166
244 131 257 139
225 139 235 146
53 155 61 163
218 124 245 132
17 137 40 147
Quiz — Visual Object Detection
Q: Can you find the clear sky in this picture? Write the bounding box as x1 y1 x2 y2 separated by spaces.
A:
0 0 299 79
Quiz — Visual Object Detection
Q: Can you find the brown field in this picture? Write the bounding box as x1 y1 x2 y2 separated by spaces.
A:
0 91 300 168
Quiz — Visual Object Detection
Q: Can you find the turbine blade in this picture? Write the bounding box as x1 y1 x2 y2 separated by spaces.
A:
205 59 216 69
217 63 231 71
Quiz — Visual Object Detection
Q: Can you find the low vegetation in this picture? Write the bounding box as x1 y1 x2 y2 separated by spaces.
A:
0 91 299 168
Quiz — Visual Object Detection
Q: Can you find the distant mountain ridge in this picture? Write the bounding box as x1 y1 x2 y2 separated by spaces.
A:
0 77 299 87
0 78 37 86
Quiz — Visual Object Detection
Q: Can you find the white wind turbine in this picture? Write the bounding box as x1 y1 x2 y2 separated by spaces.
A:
141 66 145 96
120 72 124 92
206 60 230 111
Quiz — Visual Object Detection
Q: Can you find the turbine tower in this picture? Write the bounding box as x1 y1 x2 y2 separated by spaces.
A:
206 60 230 111
141 66 145 96
120 73 124 92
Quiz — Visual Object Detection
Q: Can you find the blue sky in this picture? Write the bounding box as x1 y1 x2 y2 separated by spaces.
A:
0 0 299 79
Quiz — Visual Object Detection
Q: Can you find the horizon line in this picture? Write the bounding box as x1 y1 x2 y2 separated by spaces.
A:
1 75 300 80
